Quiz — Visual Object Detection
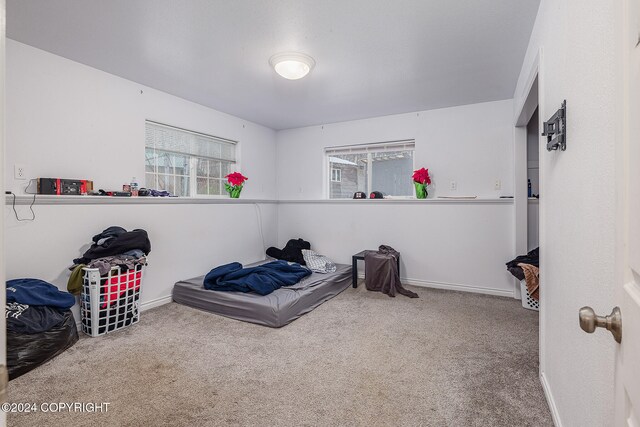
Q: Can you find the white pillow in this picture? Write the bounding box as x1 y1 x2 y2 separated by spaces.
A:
301 249 337 274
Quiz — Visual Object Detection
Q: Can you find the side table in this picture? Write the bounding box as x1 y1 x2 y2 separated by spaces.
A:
352 250 401 288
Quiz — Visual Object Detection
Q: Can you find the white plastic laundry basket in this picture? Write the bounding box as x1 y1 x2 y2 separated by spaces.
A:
80 264 144 337
520 280 540 311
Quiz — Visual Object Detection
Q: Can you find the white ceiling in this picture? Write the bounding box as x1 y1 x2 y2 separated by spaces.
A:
7 0 540 130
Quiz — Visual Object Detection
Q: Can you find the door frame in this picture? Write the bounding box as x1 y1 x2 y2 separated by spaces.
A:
513 48 555 420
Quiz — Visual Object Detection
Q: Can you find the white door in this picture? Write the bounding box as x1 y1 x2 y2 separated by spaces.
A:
614 0 640 424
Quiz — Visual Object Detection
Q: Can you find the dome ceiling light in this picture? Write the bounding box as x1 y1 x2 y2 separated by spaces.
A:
269 52 315 80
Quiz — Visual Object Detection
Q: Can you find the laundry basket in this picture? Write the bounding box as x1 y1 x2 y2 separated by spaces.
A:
80 263 144 337
520 280 540 311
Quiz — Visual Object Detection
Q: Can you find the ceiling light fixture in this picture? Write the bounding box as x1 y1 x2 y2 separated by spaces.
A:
269 52 315 80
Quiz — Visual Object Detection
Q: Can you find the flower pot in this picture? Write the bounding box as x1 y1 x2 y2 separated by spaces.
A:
414 182 428 199
227 185 243 198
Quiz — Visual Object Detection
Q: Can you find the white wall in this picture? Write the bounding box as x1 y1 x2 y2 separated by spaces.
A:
5 40 277 198
276 99 515 200
4 201 277 321
4 40 279 316
275 100 517 296
513 1 617 426
277 200 515 296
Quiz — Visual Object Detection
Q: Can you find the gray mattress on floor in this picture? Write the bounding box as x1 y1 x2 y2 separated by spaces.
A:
172 262 352 327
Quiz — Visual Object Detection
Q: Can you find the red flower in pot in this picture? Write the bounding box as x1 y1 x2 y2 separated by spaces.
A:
224 172 248 198
412 168 431 199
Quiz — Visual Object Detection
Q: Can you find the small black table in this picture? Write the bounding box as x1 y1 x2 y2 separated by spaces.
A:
352 250 401 288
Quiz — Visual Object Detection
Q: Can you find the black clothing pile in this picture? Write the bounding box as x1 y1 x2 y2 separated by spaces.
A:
73 226 151 265
68 226 150 295
266 238 311 265
6 278 79 380
506 247 539 280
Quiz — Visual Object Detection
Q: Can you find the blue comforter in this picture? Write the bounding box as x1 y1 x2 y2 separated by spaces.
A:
203 260 311 295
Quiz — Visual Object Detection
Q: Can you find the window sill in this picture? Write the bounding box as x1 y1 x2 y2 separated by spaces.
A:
279 198 513 204
6 195 277 206
5 195 512 206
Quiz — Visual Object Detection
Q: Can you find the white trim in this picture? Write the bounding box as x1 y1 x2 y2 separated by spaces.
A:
75 295 174 332
7 195 277 205
540 371 563 427
141 295 173 311
278 198 513 205
357 274 515 298
6 195 513 206
514 51 541 126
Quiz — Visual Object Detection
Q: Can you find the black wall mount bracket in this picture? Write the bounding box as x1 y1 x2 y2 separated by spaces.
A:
543 100 567 151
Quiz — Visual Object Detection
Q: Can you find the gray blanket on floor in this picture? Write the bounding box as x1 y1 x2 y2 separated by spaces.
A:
364 245 419 298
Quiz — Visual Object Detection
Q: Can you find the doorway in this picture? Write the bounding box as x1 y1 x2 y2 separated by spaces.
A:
526 107 540 251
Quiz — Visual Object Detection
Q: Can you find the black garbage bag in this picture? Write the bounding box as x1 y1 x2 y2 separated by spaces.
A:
7 310 79 380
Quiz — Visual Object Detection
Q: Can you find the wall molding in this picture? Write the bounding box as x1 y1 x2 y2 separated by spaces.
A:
7 195 514 206
6 195 278 206
141 295 173 311
75 295 174 332
540 371 563 427
358 273 515 298
278 198 513 205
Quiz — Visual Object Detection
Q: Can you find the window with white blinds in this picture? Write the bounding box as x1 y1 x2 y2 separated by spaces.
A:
325 140 415 199
145 121 238 197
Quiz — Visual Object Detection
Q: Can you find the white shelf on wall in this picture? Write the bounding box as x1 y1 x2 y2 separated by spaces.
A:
5 195 278 206
5 195 514 206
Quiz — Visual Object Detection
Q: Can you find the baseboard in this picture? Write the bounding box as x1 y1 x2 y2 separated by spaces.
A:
356 274 514 298
540 371 562 427
75 295 173 331
140 295 173 311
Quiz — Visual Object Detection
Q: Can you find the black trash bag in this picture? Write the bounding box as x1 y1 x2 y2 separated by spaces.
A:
7 310 79 380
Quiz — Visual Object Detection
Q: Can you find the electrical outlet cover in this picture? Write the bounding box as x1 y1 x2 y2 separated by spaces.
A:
494 180 501 190
449 181 457 191
14 164 27 180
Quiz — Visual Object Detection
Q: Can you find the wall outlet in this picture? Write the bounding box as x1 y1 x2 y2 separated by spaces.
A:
494 179 501 190
14 164 27 180
449 180 457 191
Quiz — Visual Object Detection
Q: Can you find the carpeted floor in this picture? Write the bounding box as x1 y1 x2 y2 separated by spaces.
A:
7 284 552 427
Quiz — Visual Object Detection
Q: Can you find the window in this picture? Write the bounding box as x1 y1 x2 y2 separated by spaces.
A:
145 121 237 197
325 140 415 199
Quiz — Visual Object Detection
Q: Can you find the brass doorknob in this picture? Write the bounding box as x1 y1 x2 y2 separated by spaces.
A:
579 306 622 343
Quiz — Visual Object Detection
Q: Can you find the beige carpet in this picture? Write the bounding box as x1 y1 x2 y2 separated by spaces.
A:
7 284 552 427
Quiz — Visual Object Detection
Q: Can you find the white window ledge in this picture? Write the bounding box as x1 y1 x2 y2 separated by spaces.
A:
5 195 277 205
5 195 513 206
278 198 513 204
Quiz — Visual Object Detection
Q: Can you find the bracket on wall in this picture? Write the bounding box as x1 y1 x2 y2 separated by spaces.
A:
543 100 567 151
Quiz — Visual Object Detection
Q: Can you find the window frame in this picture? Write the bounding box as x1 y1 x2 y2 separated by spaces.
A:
145 121 240 198
330 168 342 182
324 140 416 199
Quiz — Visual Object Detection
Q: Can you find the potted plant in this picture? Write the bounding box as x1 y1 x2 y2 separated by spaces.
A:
412 167 431 199
224 172 248 198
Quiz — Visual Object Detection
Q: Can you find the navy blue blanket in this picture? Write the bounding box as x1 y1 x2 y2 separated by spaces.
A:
7 279 76 309
203 261 311 295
